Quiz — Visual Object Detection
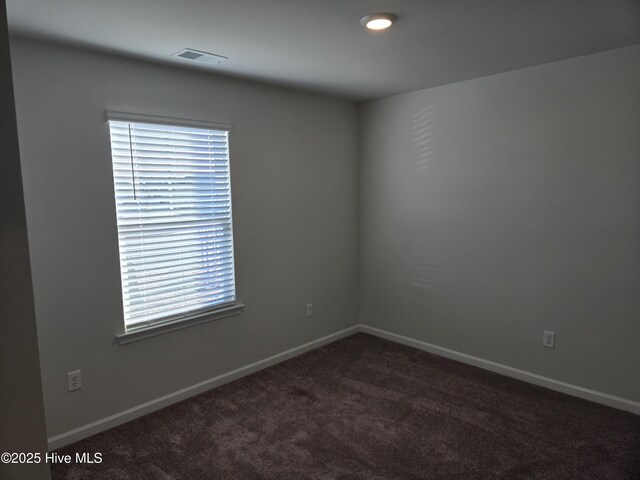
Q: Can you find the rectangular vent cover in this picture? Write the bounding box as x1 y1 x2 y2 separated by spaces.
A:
178 50 203 60
172 48 228 65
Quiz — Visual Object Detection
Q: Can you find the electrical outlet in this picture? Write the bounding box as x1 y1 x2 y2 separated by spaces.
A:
543 331 555 349
67 370 82 391
306 303 314 317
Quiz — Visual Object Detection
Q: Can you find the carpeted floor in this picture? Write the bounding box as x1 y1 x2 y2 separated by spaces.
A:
52 333 640 479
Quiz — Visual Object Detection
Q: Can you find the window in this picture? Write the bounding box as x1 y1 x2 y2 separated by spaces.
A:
107 112 237 333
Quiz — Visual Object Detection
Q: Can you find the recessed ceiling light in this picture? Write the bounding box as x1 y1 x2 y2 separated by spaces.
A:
360 13 398 31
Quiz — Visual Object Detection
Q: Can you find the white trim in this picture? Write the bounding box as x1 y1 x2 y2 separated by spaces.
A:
47 325 359 450
105 110 232 131
359 324 640 416
116 303 245 345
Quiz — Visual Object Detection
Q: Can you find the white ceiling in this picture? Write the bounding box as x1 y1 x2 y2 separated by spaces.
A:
7 0 640 101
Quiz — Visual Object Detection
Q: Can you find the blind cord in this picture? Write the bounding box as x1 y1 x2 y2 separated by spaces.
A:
128 124 138 201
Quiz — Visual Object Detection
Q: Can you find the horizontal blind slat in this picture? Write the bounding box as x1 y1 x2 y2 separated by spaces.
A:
118 229 231 245
121 249 234 270
120 234 232 251
117 219 231 233
125 297 236 324
124 283 236 307
121 259 235 280
122 265 235 291
110 123 229 138
125 287 236 316
121 244 234 263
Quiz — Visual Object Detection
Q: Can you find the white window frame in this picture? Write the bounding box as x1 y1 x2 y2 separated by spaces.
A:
106 111 243 344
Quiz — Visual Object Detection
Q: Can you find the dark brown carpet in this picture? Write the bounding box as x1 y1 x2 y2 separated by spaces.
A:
52 333 640 479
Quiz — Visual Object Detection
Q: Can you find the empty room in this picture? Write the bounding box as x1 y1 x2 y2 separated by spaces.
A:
1 1 639 479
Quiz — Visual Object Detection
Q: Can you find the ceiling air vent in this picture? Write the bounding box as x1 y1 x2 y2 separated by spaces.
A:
172 48 228 65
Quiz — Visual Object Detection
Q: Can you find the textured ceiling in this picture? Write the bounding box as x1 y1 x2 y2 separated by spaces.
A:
7 0 640 101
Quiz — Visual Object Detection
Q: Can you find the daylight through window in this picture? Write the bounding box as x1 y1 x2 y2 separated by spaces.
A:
108 115 236 330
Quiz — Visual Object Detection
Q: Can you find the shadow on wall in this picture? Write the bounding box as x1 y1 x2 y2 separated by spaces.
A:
412 106 435 172
409 105 444 294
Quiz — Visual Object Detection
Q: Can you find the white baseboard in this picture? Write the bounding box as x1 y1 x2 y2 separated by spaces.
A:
359 324 640 416
49 323 638 450
47 325 359 450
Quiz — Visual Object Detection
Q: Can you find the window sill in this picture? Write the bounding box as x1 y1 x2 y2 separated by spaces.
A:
116 303 245 345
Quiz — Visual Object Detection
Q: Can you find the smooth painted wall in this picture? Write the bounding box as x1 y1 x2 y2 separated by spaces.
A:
0 4 50 478
10 38 358 438
359 45 640 402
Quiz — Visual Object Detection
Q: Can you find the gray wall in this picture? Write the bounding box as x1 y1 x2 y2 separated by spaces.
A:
359 45 640 402
10 38 358 438
0 3 50 478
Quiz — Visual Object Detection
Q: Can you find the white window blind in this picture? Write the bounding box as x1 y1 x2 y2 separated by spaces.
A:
108 116 236 330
